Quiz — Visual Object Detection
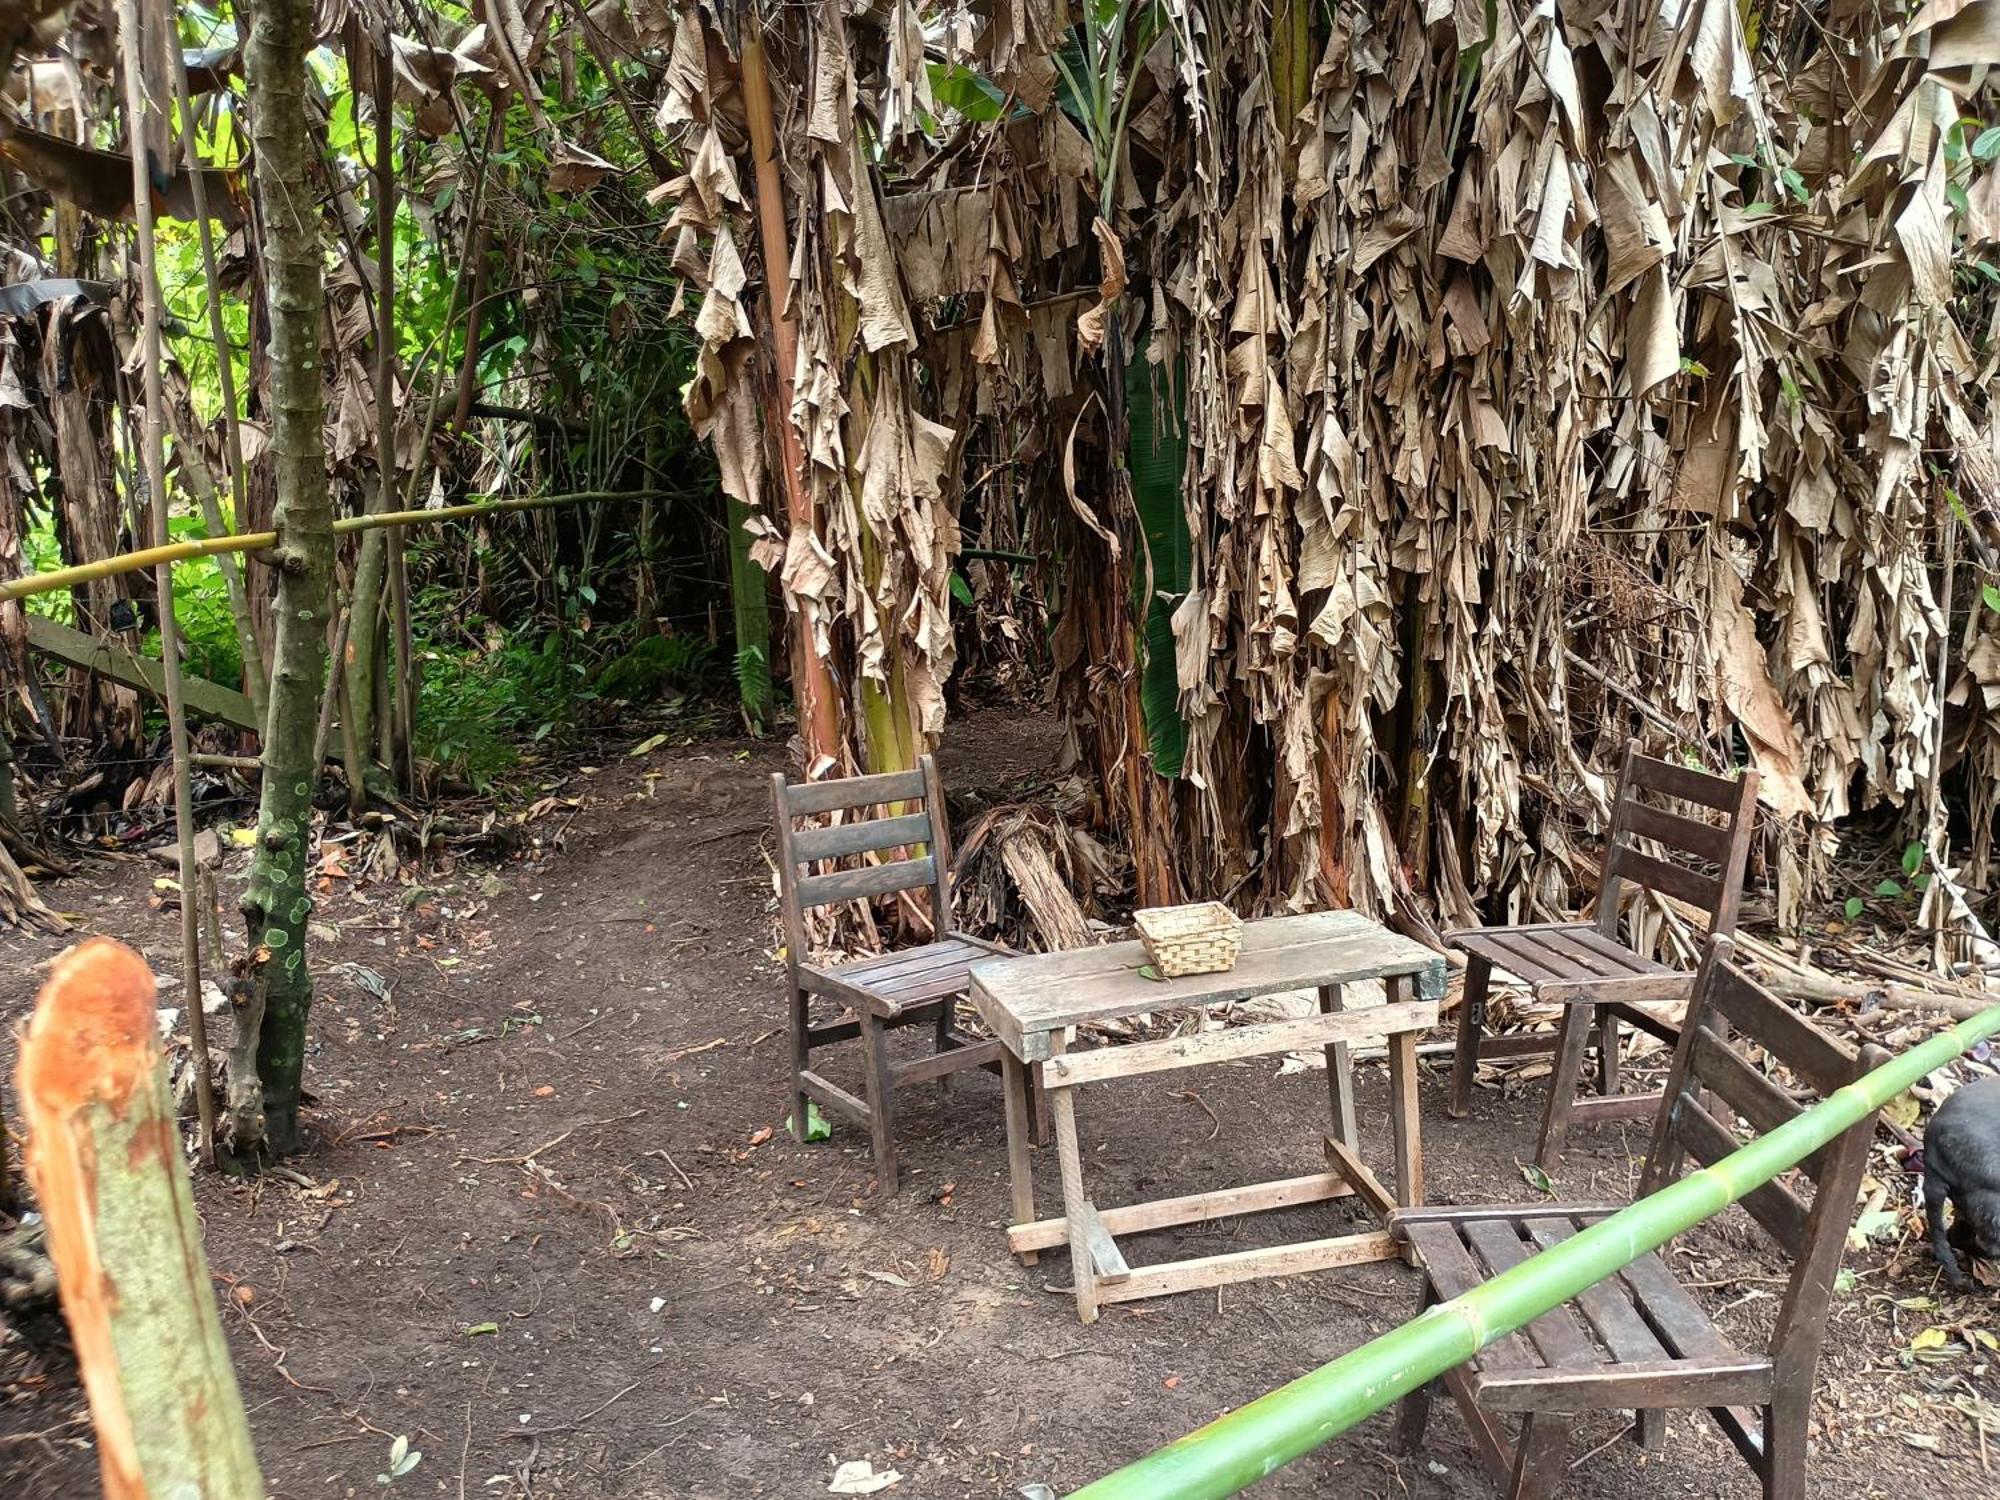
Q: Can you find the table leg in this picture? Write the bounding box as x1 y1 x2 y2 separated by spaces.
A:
1319 983 1358 1153
1001 1051 1038 1266
1047 1033 1098 1323
1387 1013 1424 1209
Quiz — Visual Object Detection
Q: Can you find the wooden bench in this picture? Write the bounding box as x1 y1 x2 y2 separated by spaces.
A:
1448 740 1759 1169
772 755 1011 1196
1395 939 1886 1499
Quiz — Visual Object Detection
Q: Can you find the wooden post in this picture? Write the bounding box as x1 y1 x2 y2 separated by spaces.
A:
17 938 264 1496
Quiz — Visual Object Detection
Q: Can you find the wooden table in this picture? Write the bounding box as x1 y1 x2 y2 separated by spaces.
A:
969 910 1446 1323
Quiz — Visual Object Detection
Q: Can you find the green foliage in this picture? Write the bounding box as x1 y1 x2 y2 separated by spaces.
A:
414 626 581 790
594 631 719 703
153 516 242 687
1128 342 1190 779
733 643 771 735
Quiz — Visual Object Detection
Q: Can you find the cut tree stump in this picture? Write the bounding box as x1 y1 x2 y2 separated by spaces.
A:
17 937 264 1497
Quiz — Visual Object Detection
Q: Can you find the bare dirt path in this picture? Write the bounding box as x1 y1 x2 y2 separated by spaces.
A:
3 708 1994 1498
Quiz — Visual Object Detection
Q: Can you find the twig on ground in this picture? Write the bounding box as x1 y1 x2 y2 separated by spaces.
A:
1177 1087 1220 1141
462 1109 647 1166
504 1379 644 1439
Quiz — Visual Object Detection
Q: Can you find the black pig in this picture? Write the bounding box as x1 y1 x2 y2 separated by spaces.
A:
1923 1074 2000 1291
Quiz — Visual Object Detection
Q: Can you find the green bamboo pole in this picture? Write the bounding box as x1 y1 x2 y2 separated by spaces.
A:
0 489 671 604
1073 1002 2000 1500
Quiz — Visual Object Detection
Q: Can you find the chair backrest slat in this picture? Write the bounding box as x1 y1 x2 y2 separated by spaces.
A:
1637 939 1885 1380
792 811 933 863
796 855 937 909
1701 963 1855 1097
781 766 927 816
1595 740 1758 940
1687 1027 1826 1176
1671 1093 1810 1256
770 755 955 975
1625 751 1751 811
1604 846 1724 916
1619 799 1734 864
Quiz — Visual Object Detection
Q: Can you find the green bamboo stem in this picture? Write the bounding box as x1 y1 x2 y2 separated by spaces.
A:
0 489 671 604
1073 1002 2000 1500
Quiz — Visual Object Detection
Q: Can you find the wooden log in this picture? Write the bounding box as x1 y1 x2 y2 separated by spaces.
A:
26 613 258 731
16 938 264 1497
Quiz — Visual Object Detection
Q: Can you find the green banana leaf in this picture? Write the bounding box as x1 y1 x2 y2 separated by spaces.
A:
1126 342 1190 779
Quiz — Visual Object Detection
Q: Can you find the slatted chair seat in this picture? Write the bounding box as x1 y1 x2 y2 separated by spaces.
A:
1396 1209 1771 1419
801 934 1009 1017
1449 741 1760 1171
774 755 1031 1196
1394 942 1888 1500
1449 925 1684 1000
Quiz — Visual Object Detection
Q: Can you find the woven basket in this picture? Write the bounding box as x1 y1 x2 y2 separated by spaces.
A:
1133 902 1244 978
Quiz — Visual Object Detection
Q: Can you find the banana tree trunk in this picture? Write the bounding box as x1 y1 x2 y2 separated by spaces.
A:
237 0 335 1158
1073 1003 2000 1500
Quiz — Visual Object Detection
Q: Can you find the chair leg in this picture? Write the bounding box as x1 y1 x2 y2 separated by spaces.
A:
934 1001 952 1094
1395 1380 1435 1454
1506 1413 1570 1500
1450 955 1492 1119
1762 1392 1809 1500
1395 1283 1439 1453
1030 1059 1053 1146
787 984 812 1144
859 1010 899 1196
1536 1001 1595 1174
1596 1004 1620 1097
1634 1408 1665 1450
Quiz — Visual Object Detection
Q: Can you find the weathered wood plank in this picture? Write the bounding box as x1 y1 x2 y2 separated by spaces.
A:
1073 1201 1131 1283
789 811 932 862
1323 1135 1396 1220
1672 1094 1809 1255
1624 753 1746 811
1619 800 1733 864
798 1069 870 1125
1606 846 1724 912
1521 1217 1669 1365
1094 1230 1401 1304
1007 1169 1357 1255
779 767 926 815
28 612 257 730
796 855 936 908
969 910 1444 1057
1038 1000 1437 1089
1474 1358 1774 1414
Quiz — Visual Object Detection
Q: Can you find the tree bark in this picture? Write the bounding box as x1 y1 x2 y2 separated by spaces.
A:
17 938 264 1496
238 0 334 1157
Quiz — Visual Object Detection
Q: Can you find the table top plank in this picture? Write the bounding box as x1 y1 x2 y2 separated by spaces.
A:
969 910 1446 1058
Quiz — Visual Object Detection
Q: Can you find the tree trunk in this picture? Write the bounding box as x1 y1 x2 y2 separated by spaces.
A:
17 938 264 1496
237 0 334 1158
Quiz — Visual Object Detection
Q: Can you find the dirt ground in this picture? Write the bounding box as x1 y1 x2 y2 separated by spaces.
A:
3 707 1997 1499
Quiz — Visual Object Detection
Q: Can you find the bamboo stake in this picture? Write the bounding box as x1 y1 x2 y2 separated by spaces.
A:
374 27 416 791
171 25 268 722
1073 1000 2000 1500
17 938 264 1496
0 488 673 603
120 0 216 1165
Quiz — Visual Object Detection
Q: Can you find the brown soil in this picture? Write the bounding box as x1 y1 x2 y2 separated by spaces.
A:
2 707 1995 1499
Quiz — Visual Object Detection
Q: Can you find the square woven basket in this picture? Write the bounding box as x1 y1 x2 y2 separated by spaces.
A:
1132 901 1244 978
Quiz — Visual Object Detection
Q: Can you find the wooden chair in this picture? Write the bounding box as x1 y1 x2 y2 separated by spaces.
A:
772 754 1009 1196
1448 740 1759 1169
1394 939 1887 1500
